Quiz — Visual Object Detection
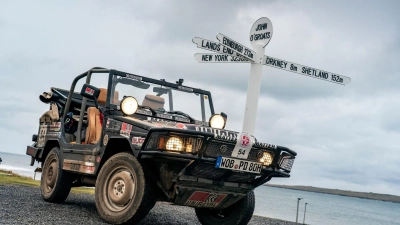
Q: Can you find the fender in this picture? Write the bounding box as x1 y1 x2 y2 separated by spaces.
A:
96 135 138 175
40 140 60 162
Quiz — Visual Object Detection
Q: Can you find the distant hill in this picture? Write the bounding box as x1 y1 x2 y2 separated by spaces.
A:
266 184 400 204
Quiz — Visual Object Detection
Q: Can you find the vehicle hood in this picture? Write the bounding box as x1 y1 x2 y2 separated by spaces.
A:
114 116 239 138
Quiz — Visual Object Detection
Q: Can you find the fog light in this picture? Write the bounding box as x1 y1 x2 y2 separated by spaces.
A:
166 137 183 151
280 156 295 172
186 144 193 152
259 152 273 166
120 96 138 115
209 114 226 129
158 137 165 149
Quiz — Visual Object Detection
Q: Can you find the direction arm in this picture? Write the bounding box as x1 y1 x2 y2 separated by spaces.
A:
263 55 351 85
216 33 259 62
194 53 251 63
192 37 252 61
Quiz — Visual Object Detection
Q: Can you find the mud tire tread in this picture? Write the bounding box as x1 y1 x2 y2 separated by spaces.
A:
40 147 72 203
95 152 155 225
195 190 255 225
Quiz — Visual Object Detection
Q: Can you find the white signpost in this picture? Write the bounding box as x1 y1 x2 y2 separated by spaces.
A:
263 55 351 85
193 17 351 158
194 53 251 63
192 37 248 59
216 33 257 62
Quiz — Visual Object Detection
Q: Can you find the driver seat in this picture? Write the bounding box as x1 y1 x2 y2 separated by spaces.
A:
84 89 108 144
84 88 120 144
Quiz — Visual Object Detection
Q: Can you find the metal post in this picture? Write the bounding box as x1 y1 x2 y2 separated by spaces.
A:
303 203 308 224
296 198 302 223
242 44 265 136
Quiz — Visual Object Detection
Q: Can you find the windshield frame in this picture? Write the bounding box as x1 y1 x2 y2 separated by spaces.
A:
63 68 215 122
109 70 215 121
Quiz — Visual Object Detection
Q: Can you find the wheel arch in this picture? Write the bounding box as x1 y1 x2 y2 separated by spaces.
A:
40 140 60 163
97 137 136 175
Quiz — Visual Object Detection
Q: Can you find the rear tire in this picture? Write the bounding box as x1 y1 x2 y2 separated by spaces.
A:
40 147 72 203
195 191 255 225
95 152 154 224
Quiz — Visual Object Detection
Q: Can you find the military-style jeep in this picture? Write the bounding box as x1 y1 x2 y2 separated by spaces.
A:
26 67 296 225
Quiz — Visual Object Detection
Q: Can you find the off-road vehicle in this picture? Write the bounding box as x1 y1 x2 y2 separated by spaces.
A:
26 67 296 225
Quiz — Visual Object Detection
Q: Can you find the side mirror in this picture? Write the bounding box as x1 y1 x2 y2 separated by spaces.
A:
81 84 100 108
221 112 227 119
153 87 169 96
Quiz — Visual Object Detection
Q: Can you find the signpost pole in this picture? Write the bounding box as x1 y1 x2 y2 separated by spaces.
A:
242 44 265 136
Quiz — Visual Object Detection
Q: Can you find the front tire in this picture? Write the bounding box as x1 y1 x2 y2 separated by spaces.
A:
195 191 255 225
40 147 72 203
95 152 154 224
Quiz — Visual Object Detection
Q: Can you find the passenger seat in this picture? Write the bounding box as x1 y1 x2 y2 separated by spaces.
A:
84 88 119 144
142 94 165 110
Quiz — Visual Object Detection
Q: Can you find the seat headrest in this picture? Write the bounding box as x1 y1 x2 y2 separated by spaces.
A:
98 88 107 105
98 88 119 105
142 94 165 110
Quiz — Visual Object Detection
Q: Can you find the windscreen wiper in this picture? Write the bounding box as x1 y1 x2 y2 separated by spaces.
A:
166 111 195 122
139 106 157 115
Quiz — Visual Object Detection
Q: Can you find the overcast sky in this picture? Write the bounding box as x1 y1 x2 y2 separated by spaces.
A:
1 0 399 196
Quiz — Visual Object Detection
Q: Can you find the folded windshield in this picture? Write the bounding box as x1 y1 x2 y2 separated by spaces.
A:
111 76 212 122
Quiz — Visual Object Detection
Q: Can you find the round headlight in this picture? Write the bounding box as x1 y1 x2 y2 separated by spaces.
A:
120 96 138 115
259 152 273 166
209 114 226 129
166 137 184 151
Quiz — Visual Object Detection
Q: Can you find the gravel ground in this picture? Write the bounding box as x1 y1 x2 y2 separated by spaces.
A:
0 184 297 225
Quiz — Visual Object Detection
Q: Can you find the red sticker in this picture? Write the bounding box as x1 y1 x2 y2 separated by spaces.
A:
240 134 251 148
176 123 187 129
85 87 94 95
185 191 227 208
132 137 145 146
120 122 132 138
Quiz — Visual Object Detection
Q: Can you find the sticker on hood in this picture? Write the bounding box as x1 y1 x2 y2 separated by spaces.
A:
120 122 132 138
132 137 145 146
231 132 254 159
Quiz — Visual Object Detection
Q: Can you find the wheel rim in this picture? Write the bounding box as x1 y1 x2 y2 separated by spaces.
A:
43 156 58 193
104 167 136 212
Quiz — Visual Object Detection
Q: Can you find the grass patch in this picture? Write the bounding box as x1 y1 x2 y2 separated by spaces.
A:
0 170 40 186
73 187 95 194
0 169 94 194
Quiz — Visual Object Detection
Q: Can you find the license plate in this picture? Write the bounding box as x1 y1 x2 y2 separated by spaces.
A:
215 156 262 174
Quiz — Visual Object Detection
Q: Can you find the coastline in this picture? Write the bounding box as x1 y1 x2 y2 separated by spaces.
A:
266 184 400 204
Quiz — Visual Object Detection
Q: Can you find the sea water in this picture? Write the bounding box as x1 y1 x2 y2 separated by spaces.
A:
1 151 400 225
0 151 40 180
255 185 400 225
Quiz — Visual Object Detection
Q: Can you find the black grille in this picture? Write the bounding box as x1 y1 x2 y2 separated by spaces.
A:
188 163 258 183
190 163 225 180
204 141 235 158
204 140 261 161
226 173 257 183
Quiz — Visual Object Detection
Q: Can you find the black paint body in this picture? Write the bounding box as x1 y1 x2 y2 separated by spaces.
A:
26 68 297 209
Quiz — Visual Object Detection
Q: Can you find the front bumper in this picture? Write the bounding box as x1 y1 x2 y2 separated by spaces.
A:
139 150 293 209
138 128 297 189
